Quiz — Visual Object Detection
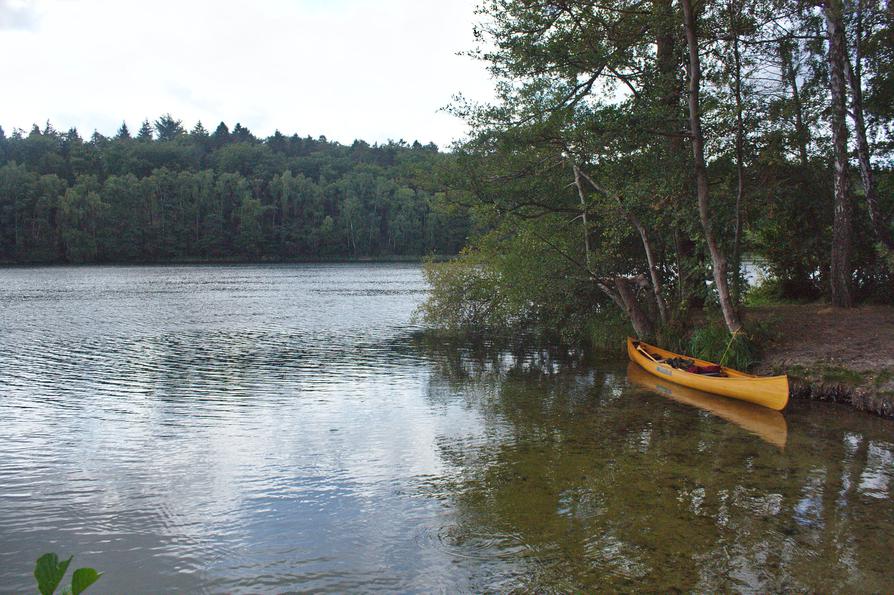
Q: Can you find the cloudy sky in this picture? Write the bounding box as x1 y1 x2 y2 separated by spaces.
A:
0 0 494 147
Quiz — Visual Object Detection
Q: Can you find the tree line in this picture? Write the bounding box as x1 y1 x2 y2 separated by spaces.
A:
0 117 470 263
421 0 893 343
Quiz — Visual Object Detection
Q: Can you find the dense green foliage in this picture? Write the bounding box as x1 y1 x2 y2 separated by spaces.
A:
421 0 894 349
0 118 470 263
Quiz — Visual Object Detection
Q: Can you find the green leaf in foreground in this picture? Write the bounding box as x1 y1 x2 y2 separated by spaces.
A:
33 553 102 595
34 553 72 595
71 567 103 595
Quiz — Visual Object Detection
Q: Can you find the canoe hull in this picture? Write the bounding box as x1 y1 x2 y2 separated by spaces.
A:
627 337 789 411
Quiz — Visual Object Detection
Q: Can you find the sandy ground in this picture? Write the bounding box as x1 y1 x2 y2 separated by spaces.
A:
750 304 894 372
748 304 894 416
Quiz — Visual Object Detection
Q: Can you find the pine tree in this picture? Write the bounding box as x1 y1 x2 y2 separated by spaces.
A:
115 122 131 140
90 130 109 147
137 120 153 142
191 121 208 138
211 122 230 148
154 113 184 142
232 123 255 143
269 130 287 153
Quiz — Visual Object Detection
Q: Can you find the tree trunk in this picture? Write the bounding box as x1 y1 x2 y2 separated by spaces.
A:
730 0 746 302
655 0 679 144
681 0 743 332
654 0 696 307
576 167 668 325
523 220 656 337
674 229 685 305
780 41 811 167
614 276 656 339
629 213 669 326
845 0 894 253
824 0 854 307
13 208 20 258
572 163 593 270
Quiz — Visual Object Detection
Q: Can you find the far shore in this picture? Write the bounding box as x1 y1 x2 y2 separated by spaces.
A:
0 255 453 267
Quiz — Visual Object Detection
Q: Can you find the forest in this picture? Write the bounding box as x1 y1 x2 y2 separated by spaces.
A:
0 117 470 263
420 0 894 349
2 0 893 355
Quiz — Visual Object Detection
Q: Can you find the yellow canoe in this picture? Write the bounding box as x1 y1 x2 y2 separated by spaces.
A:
627 337 789 411
627 362 788 448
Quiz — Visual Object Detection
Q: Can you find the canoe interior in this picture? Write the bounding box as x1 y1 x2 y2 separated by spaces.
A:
631 339 753 378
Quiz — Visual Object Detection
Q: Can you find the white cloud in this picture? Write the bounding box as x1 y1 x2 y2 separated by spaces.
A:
0 0 39 30
0 0 494 147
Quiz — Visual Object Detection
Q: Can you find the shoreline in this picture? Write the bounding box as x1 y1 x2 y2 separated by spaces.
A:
749 304 894 419
786 376 894 418
0 255 452 268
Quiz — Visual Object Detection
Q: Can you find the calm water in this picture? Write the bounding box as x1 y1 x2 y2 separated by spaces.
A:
0 264 892 592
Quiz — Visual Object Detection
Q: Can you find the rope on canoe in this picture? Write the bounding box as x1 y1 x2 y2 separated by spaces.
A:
719 327 743 369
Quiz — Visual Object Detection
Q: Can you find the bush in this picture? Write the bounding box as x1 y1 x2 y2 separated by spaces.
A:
416 254 511 332
688 323 759 371
744 278 786 306
744 277 820 306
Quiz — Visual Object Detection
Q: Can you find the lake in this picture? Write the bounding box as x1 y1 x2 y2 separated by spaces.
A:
0 264 891 592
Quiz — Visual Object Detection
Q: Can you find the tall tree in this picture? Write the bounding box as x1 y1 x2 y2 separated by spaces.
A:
137 120 154 142
725 0 748 301
115 122 131 140
154 113 185 142
191 121 208 137
845 0 894 254
779 39 811 167
211 122 231 149
681 0 742 331
231 123 255 143
825 0 854 307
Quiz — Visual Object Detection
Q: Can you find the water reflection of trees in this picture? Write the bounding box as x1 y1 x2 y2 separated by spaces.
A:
413 337 894 591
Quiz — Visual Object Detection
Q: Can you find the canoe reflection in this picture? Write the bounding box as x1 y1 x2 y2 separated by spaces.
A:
627 362 788 448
